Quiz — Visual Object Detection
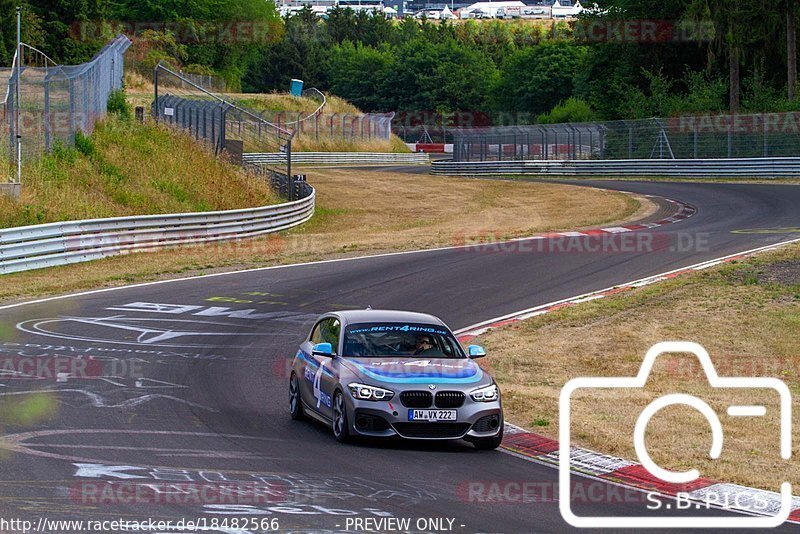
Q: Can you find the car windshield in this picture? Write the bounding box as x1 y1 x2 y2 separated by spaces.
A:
342 322 465 358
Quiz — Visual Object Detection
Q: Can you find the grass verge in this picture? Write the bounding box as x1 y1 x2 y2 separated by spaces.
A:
290 134 410 153
474 242 800 492
0 168 646 304
0 117 278 228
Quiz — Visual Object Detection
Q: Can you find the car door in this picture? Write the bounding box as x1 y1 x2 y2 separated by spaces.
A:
314 318 341 421
300 317 339 419
298 319 325 410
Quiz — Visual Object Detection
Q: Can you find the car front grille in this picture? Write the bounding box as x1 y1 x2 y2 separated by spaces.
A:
472 414 501 433
434 391 465 408
400 390 433 408
392 422 471 439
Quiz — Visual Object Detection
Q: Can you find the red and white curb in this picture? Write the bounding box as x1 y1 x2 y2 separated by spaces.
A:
500 423 800 523
455 237 800 524
458 196 696 249
535 197 697 240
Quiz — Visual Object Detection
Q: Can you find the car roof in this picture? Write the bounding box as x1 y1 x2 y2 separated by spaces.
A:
331 309 447 327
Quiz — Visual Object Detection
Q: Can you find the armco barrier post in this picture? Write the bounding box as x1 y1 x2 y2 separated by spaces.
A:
69 78 76 140
286 138 292 181
727 121 732 157
219 105 228 155
153 65 159 122
43 79 51 152
628 125 633 158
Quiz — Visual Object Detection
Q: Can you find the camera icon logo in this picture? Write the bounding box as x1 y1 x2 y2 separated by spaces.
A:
559 341 793 529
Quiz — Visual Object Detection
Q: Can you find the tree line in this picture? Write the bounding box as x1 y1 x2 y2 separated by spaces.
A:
2 0 798 122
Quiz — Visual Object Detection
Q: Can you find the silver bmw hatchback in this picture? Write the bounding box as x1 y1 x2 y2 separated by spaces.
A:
288 309 503 449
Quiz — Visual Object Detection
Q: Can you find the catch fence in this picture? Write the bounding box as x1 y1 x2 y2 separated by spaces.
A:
452 114 800 162
244 87 393 142
260 109 394 142
1 35 130 185
153 63 294 180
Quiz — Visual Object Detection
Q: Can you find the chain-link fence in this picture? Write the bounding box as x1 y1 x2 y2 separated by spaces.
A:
153 63 294 180
452 114 800 162
1 35 130 185
240 86 394 143
259 109 394 142
173 70 227 93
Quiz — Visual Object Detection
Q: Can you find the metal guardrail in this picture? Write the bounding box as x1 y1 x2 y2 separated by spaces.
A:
0 186 314 275
431 158 800 178
244 152 430 166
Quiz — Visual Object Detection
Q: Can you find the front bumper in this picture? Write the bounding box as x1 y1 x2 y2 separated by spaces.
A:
347 396 503 440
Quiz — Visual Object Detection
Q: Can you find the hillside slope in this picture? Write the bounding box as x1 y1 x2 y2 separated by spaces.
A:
125 72 408 153
0 117 279 229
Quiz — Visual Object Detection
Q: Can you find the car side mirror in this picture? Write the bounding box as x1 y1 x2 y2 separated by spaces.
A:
468 345 486 358
312 342 334 357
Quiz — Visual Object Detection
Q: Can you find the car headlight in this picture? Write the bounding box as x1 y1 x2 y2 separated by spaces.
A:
470 384 499 402
348 383 394 401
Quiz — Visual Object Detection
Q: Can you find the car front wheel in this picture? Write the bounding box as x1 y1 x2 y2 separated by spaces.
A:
332 390 351 443
289 372 304 420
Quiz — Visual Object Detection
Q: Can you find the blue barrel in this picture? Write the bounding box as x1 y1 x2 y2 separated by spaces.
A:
290 79 304 96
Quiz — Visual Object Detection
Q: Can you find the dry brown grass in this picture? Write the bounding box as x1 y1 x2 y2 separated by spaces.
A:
476 243 800 492
234 93 359 115
0 168 645 304
291 134 410 153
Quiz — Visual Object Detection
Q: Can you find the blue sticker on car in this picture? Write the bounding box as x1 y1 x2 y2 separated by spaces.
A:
349 358 483 384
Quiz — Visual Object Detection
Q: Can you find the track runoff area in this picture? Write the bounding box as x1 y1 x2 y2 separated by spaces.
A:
0 179 798 532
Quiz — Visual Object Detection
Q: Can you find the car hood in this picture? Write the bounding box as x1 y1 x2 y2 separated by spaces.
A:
342 357 485 385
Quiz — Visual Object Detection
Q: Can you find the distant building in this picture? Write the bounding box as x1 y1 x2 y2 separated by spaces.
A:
463 1 526 17
406 1 476 13
551 0 583 18
384 0 406 16
278 0 385 17
276 0 584 18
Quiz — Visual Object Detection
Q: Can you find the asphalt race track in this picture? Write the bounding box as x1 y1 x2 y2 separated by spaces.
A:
0 179 798 533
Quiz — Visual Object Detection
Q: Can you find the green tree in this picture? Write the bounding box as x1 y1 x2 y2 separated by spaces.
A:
787 0 797 101
0 2 46 65
495 43 587 116
380 37 498 112
537 97 597 124
325 7 358 44
244 7 328 92
325 41 393 111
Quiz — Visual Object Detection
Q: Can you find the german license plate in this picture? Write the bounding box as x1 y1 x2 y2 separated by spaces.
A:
408 409 456 422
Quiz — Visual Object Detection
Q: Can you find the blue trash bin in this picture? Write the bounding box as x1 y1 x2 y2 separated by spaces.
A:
290 79 304 96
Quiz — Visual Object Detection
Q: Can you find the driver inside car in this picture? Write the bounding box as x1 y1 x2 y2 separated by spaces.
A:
413 335 436 355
